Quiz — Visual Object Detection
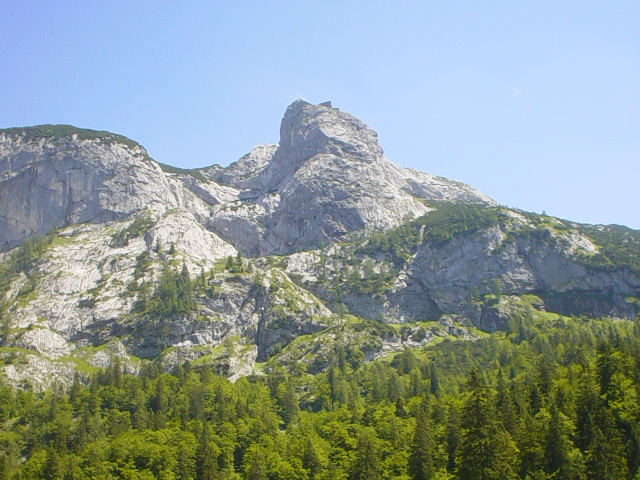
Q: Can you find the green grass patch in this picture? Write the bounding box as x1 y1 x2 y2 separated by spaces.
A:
157 163 208 182
1 124 147 152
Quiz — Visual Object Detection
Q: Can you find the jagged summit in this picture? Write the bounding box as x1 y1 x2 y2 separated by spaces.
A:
0 100 492 254
260 99 384 192
201 100 493 255
0 124 144 149
0 101 639 391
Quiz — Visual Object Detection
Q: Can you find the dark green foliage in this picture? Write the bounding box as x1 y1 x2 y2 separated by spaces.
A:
338 260 395 296
420 203 505 246
0 125 144 151
0 228 58 316
457 368 517 480
144 262 198 318
0 313 639 479
157 162 208 182
224 253 250 274
352 428 379 480
577 224 640 276
127 251 153 303
0 229 57 282
408 400 434 480
356 203 506 271
446 405 461 473
302 437 322 479
110 214 153 248
356 219 421 268
429 363 440 396
133 251 151 281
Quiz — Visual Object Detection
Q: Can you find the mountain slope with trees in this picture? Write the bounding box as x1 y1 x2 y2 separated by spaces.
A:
1 311 639 479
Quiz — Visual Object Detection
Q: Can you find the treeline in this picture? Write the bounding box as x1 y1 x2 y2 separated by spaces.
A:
1 314 640 479
130 252 251 318
356 204 506 269
0 229 58 297
0 229 59 340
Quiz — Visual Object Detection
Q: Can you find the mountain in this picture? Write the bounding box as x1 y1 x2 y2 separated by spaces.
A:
0 101 639 390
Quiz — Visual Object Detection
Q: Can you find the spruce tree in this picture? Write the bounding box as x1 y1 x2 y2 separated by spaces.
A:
352 429 379 480
575 373 599 453
196 424 220 480
457 368 516 480
302 437 322 479
281 380 299 426
586 412 628 480
429 364 440 396
409 400 434 480
446 404 461 473
43 448 62 480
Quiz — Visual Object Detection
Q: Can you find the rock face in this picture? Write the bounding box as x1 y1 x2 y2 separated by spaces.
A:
205 100 493 255
0 102 638 389
406 224 640 327
0 127 208 250
0 103 492 256
288 208 640 331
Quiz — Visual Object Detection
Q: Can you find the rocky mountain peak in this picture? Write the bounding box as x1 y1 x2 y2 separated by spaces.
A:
1 103 638 394
0 103 494 256
0 126 201 251
262 100 384 191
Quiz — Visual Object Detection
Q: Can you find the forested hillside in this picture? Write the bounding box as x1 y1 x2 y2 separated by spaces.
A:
2 102 640 480
1 311 639 479
1 103 639 391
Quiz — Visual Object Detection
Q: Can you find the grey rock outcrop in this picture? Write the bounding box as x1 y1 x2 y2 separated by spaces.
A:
206 100 493 256
1 101 637 389
0 128 207 250
313 211 640 330
0 103 493 257
406 225 640 325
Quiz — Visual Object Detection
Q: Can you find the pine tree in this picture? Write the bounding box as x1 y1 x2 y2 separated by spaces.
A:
177 444 194 480
243 445 267 480
575 373 599 453
236 251 243 271
113 357 123 389
196 424 220 480
336 344 347 372
409 400 434 480
352 429 379 480
0 454 9 480
586 411 628 480
446 404 460 473
69 372 81 405
457 368 516 480
43 448 62 480
429 364 440 396
215 383 228 423
152 376 168 428
281 380 299 426
596 342 617 403
133 398 149 430
302 437 323 479
495 370 516 434
544 404 582 478
395 396 407 418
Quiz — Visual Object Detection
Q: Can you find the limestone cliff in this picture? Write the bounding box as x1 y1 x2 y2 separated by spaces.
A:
0 102 637 390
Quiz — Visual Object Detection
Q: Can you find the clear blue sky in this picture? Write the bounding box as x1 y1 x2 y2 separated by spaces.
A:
2 1 639 228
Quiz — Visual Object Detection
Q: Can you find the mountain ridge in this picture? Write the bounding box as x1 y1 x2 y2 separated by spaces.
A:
0 100 493 255
0 101 638 390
